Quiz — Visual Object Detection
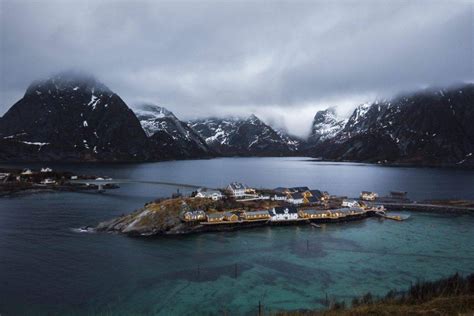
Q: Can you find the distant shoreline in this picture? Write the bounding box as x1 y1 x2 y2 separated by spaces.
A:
2 156 473 169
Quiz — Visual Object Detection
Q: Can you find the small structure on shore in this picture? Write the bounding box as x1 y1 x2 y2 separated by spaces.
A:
206 213 225 222
21 169 33 175
270 206 298 221
223 212 239 222
40 167 53 173
272 193 287 201
298 209 331 219
242 210 271 220
342 199 361 208
40 178 56 185
287 192 304 205
227 182 257 199
183 210 206 222
360 191 378 201
195 188 223 200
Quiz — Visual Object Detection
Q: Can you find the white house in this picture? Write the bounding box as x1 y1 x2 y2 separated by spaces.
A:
41 178 56 185
40 167 53 173
287 192 304 205
360 191 378 201
272 193 287 201
0 173 10 181
195 188 223 200
21 169 33 175
227 182 258 199
227 182 246 198
342 199 361 208
269 206 299 221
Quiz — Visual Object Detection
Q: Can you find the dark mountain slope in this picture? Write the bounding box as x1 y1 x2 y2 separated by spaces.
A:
0 72 151 161
189 115 296 156
134 104 214 159
309 84 474 166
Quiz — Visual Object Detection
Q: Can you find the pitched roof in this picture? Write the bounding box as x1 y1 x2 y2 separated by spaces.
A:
273 187 289 193
307 196 320 203
186 210 205 215
228 182 247 190
207 213 224 219
245 210 270 216
309 189 323 198
289 186 310 192
342 199 358 203
290 192 304 199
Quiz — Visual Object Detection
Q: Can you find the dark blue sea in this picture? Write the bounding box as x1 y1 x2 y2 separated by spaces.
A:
1 158 473 315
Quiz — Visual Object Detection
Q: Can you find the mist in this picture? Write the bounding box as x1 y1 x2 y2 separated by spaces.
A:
1 0 472 137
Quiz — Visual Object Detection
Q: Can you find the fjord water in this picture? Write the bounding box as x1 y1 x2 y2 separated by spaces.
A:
1 158 474 315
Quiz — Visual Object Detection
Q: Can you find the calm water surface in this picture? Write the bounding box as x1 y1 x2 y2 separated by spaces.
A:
1 158 473 315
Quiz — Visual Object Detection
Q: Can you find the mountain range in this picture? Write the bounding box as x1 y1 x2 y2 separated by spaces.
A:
1 72 472 166
305 85 474 166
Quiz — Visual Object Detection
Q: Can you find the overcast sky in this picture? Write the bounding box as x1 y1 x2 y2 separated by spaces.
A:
1 0 472 137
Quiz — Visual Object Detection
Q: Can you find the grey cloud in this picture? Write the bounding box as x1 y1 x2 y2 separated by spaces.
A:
1 0 472 137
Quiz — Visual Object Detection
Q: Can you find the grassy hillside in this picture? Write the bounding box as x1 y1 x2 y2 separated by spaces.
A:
276 273 474 316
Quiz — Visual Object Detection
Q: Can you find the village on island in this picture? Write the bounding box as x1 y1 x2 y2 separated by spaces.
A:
180 182 405 227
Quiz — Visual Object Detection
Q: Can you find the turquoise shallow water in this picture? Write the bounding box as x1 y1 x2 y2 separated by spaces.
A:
1 158 474 315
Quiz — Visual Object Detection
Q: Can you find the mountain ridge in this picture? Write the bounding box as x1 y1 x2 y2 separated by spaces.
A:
1 72 472 166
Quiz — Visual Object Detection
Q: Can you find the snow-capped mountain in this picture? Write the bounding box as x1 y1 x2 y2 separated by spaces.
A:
307 108 347 144
189 115 296 156
0 72 151 161
1 71 472 166
275 129 302 152
134 104 213 159
308 84 474 166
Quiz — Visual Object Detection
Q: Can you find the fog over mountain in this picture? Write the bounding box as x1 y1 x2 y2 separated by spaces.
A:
1 0 472 137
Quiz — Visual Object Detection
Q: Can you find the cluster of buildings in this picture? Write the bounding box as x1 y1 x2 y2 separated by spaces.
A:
271 187 329 205
183 182 379 224
194 182 331 206
0 167 58 185
183 204 369 224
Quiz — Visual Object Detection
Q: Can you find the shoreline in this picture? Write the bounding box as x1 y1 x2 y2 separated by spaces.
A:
2 155 474 169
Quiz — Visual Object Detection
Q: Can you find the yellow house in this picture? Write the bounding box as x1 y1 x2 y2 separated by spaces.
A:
207 213 225 222
183 210 206 222
360 191 378 201
242 210 271 220
224 212 239 222
298 209 331 219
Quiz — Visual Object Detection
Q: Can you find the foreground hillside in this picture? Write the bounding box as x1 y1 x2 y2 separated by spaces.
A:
278 273 474 316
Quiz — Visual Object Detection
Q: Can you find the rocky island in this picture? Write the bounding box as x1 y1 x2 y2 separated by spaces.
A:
96 183 474 237
95 185 388 236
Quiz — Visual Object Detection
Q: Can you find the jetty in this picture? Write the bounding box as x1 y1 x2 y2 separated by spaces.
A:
376 202 474 215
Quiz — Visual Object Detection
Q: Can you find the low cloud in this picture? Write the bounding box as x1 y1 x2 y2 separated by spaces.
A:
1 0 472 137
